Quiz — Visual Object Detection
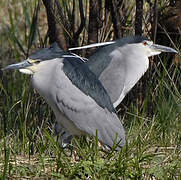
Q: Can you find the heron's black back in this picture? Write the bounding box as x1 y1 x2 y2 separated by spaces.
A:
29 43 70 60
62 57 115 113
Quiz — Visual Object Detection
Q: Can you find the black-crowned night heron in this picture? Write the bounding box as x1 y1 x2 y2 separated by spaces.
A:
2 43 125 150
2 36 177 149
70 36 178 107
58 36 178 146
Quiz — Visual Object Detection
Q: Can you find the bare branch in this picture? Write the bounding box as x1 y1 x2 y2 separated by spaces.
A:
135 0 143 35
109 0 123 38
73 0 85 41
86 0 101 56
42 0 67 49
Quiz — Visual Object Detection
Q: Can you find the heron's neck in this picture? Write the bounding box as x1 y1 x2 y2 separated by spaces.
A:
31 60 61 109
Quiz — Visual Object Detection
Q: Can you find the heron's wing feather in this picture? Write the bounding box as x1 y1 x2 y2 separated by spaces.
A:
98 49 126 107
84 36 148 107
62 57 115 113
55 83 125 148
69 36 147 52
69 41 116 51
54 59 125 148
87 47 126 107
87 40 149 107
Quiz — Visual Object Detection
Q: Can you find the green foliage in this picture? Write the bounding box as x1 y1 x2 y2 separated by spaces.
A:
1 53 181 179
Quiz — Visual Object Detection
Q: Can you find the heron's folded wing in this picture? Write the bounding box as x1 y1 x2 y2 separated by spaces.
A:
86 36 148 107
87 46 126 107
56 88 125 149
55 59 125 148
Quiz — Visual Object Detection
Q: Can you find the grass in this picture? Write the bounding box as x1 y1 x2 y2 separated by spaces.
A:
0 0 181 179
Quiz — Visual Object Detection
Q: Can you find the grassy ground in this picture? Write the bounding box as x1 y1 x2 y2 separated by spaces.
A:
0 73 181 179
0 1 181 179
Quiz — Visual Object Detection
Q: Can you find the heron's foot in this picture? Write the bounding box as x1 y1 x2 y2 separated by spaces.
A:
54 121 73 148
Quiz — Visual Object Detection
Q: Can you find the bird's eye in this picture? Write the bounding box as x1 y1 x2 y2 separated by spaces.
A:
33 60 41 65
27 59 41 65
28 59 41 65
143 41 147 46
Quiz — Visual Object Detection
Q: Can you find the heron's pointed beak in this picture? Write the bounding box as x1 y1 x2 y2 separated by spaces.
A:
151 44 178 53
1 60 31 71
1 59 34 74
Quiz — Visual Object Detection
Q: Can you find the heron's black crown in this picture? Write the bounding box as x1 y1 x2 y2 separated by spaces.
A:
29 43 69 61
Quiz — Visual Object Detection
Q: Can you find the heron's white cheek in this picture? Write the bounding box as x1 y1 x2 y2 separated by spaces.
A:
19 69 33 74
148 50 161 57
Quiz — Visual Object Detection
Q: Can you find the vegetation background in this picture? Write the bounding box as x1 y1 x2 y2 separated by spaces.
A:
0 0 181 179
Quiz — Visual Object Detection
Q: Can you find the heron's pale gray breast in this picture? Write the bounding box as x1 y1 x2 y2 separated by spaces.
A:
120 44 149 94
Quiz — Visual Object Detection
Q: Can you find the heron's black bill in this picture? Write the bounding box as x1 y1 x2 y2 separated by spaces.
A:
1 60 31 71
151 44 178 53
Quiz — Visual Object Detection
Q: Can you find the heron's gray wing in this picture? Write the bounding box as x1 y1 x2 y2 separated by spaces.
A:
86 36 148 107
62 57 115 113
87 47 126 106
55 82 125 149
54 58 125 148
107 44 149 107
54 36 147 146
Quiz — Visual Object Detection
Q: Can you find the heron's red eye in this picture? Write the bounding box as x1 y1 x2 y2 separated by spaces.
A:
143 41 147 46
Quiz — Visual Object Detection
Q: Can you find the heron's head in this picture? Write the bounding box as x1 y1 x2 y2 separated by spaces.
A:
1 43 65 74
136 39 178 57
1 58 46 74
